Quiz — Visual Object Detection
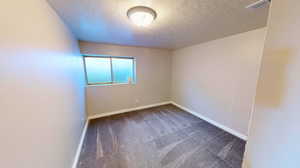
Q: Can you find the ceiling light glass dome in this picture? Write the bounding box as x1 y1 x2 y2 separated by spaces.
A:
127 6 157 27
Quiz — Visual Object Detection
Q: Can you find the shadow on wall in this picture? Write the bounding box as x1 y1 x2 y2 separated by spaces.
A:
255 49 293 108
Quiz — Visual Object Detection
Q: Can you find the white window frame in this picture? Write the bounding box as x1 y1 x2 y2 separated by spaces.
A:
83 55 136 86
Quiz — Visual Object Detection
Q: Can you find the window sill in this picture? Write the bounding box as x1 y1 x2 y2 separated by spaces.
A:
86 83 136 87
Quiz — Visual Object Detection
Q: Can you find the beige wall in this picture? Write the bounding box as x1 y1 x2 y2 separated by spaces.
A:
80 42 171 116
171 28 267 137
243 1 300 167
0 1 86 168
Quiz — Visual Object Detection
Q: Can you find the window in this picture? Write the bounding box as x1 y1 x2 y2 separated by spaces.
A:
83 56 136 85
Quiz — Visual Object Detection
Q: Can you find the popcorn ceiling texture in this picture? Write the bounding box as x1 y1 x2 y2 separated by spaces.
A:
48 0 269 49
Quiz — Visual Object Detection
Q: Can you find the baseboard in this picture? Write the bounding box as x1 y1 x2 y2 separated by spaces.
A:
72 120 89 168
88 101 172 120
171 101 247 141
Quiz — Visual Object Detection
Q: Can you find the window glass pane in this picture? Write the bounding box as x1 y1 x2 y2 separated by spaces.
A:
84 57 112 84
112 58 134 83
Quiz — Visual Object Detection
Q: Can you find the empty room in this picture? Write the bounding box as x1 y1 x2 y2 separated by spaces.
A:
1 0 299 168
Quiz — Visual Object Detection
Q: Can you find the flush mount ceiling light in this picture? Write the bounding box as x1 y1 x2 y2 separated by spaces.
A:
127 6 157 27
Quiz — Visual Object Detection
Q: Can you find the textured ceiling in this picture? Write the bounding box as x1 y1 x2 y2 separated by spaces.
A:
48 0 269 49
